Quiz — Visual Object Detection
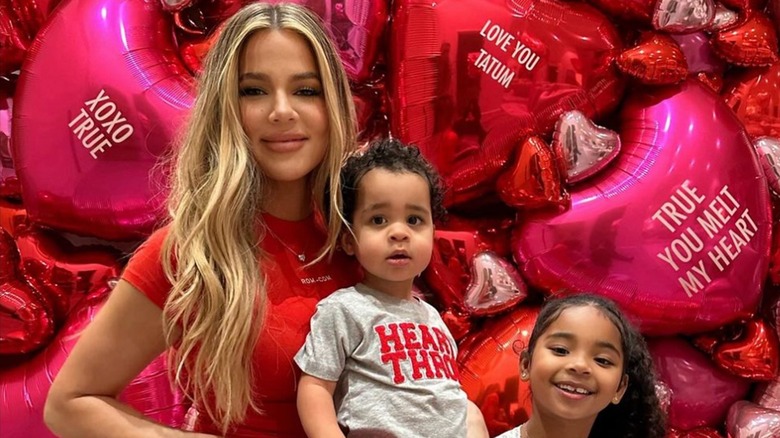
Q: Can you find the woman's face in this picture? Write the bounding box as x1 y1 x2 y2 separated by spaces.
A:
238 29 329 194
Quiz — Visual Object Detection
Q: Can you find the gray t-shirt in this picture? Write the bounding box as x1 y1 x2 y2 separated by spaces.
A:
295 284 468 437
495 426 521 438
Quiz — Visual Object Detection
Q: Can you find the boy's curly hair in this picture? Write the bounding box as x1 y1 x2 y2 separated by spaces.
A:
522 294 667 438
336 138 446 224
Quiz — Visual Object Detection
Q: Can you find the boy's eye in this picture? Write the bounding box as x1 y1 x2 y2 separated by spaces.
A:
407 215 424 225
239 86 265 97
370 216 386 225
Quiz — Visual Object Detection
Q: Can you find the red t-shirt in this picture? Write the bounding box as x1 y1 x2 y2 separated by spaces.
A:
122 213 360 437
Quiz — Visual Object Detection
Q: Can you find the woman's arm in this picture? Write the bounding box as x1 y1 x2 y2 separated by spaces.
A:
44 280 218 438
297 373 345 438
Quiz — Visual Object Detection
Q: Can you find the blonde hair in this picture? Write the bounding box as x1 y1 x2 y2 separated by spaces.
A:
160 3 356 433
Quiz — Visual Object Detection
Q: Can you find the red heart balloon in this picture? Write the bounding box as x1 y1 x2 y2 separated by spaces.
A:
496 136 569 209
457 306 540 437
616 32 688 85
389 0 625 207
713 319 780 380
711 11 779 67
513 80 772 335
440 308 472 341
668 427 724 438
722 62 780 139
442 214 516 259
423 229 485 311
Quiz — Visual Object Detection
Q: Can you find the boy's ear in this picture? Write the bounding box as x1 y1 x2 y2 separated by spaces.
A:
612 374 629 404
341 230 356 256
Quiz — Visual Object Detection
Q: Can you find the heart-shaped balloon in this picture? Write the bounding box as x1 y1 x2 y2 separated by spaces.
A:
753 137 780 195
652 0 715 32
670 32 725 75
719 0 768 11
754 377 780 411
389 0 625 207
0 199 25 237
551 110 621 183
463 252 527 316
457 305 540 437
497 136 569 209
513 80 772 335
723 62 780 139
713 319 780 380
583 0 655 23
616 32 688 85
649 337 752 429
711 4 739 31
423 229 485 311
13 0 194 240
726 401 780 438
442 214 516 259
711 11 779 67
668 427 724 438
0 92 18 200
440 308 472 341
771 0 780 37
694 71 724 93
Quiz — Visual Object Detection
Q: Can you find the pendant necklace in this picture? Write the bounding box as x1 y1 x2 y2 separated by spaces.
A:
265 227 307 262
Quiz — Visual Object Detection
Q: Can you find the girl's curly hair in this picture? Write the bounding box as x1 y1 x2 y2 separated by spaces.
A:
522 293 667 438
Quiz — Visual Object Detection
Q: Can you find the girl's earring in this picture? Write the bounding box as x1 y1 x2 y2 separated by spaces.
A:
520 371 529 380
612 396 620 404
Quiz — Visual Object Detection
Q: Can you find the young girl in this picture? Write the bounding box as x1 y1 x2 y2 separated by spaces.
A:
44 4 361 437
294 138 485 437
497 294 666 438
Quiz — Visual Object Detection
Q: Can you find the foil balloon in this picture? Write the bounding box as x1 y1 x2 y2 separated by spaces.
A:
181 0 389 83
423 229 485 311
723 63 780 139
513 80 772 335
583 0 655 23
14 226 121 322
754 378 780 411
160 0 193 12
712 319 780 380
496 136 569 209
754 137 780 195
649 337 752 429
440 308 472 341
670 32 725 75
616 33 688 85
0 92 18 199
13 0 195 240
720 0 768 11
711 4 740 31
668 427 724 438
726 401 780 438
118 352 190 428
0 199 25 237
458 306 540 437
463 252 527 316
551 110 621 183
652 0 715 32
711 12 779 67
389 0 625 207
442 214 516 259
694 71 724 93
771 0 780 37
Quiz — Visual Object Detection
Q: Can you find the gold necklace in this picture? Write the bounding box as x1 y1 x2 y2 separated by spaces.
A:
265 226 307 262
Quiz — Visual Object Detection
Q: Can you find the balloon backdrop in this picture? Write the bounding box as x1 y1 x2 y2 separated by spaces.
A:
389 0 625 207
12 0 193 240
514 80 772 335
649 337 752 429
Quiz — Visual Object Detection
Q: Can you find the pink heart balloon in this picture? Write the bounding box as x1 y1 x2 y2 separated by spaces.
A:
649 337 751 430
13 0 193 240
754 137 780 195
551 110 621 183
754 378 780 411
513 80 772 335
726 401 780 438
463 251 527 316
389 0 625 207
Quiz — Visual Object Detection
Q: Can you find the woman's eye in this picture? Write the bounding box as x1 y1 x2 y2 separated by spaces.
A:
239 87 265 97
370 216 386 225
296 87 322 97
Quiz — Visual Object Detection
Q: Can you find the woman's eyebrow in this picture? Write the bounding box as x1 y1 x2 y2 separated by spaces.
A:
239 71 320 81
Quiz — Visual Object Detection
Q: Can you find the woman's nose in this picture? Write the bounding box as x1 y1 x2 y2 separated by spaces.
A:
268 94 297 122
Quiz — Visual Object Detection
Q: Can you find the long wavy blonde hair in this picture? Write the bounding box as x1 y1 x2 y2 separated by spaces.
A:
160 3 356 433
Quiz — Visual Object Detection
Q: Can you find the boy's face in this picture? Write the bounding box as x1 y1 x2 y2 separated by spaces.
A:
343 168 434 298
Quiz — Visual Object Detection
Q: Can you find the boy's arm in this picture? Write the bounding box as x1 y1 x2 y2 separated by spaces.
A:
297 373 345 438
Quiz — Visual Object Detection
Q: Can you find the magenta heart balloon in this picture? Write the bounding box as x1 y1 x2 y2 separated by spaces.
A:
649 337 752 430
513 80 772 335
12 0 193 240
389 0 625 207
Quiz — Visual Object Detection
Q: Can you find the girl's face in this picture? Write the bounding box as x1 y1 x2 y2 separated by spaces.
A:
238 29 329 195
522 305 628 424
